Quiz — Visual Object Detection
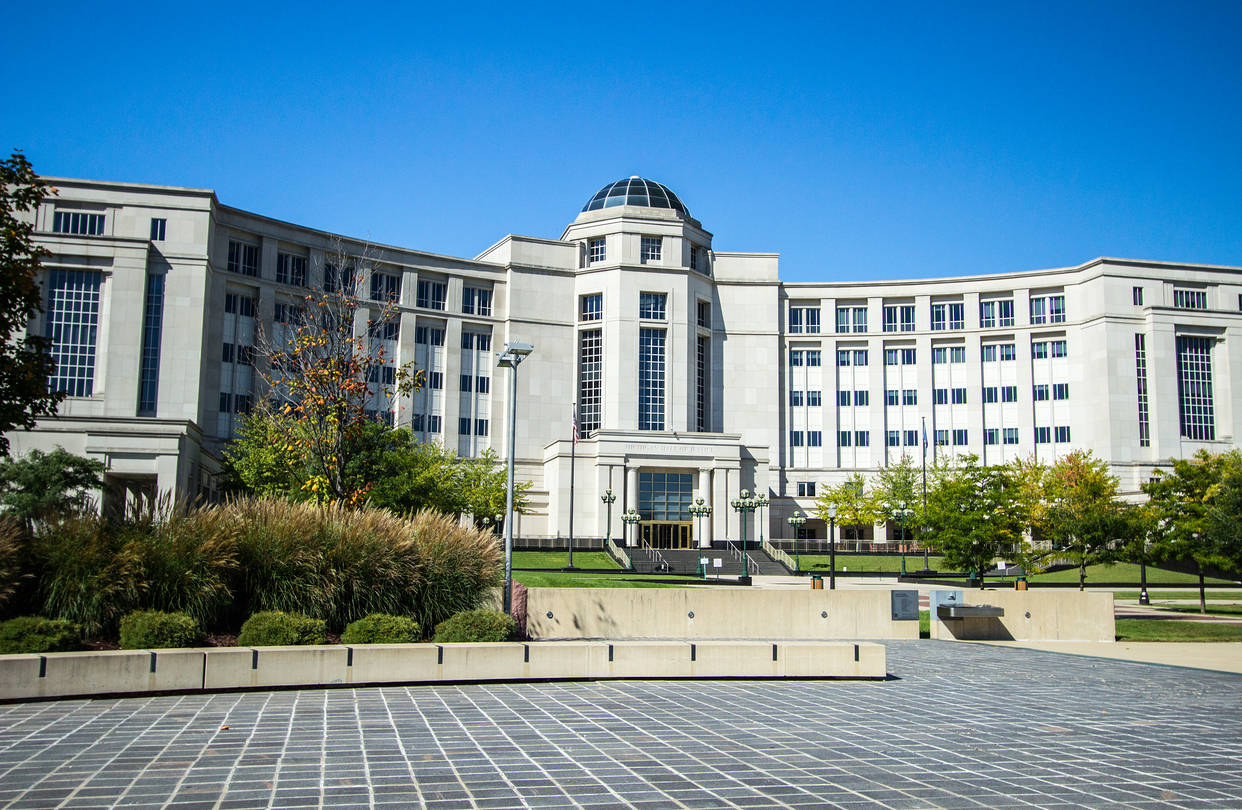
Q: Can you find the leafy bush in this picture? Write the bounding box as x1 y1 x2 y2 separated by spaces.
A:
433 609 515 643
0 616 80 653
118 610 204 649
237 611 326 646
341 613 420 644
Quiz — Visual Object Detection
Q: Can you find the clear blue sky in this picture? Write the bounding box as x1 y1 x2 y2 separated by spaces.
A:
3 1 1239 282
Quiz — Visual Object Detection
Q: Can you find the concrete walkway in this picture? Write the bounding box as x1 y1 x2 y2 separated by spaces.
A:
969 640 1242 675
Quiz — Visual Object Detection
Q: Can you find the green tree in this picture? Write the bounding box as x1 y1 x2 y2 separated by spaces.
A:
924 455 1025 587
872 454 923 546
1044 450 1140 590
815 473 878 551
0 447 107 525
0 152 63 455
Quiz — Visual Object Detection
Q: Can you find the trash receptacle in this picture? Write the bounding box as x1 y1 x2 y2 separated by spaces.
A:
811 574 823 590
1015 576 1028 591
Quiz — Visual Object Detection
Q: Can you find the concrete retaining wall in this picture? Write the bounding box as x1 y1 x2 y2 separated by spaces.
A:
929 590 1115 642
0 640 886 701
525 588 920 640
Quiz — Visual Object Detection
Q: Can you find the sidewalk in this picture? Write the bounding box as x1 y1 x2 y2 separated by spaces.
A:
970 640 1242 675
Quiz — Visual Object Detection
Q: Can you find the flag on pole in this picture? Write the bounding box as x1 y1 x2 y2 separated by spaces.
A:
572 404 579 445
921 418 928 451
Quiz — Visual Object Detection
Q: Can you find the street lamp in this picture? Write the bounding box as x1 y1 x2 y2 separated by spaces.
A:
922 525 935 574
621 508 641 549
496 340 533 617
601 489 616 547
786 511 806 573
896 500 913 577
826 503 838 589
755 491 770 547
730 488 758 583
689 496 712 576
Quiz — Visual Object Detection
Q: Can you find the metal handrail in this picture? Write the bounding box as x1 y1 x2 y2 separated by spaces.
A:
761 537 796 571
605 536 632 570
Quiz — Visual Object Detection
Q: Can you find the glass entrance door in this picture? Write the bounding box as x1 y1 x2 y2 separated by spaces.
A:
640 521 693 549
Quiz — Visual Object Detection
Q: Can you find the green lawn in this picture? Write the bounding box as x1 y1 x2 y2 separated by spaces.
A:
919 610 930 639
1028 563 1236 586
513 570 701 588
1115 618 1242 642
1160 604 1242 616
510 551 622 570
1113 590 1242 602
797 554 948 573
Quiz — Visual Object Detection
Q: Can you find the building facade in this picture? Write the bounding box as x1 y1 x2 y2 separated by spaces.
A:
12 176 1242 544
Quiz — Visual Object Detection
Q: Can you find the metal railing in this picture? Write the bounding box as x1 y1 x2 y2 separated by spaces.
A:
761 538 796 572
725 540 759 576
605 536 632 570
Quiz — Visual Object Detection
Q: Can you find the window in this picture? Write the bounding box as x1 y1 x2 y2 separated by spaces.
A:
137 273 165 415
952 429 968 446
952 388 967 404
851 391 866 406
806 350 821 366
886 430 900 447
932 347 947 364
948 303 964 329
1035 427 1051 444
1133 286 1144 306
789 305 821 334
1052 383 1069 400
276 253 307 286
640 236 662 264
935 429 949 446
416 279 446 310
149 218 166 241
638 328 665 430
807 431 822 447
901 348 916 365
1003 428 1019 445
999 344 1016 361
884 349 898 366
224 293 255 317
1177 335 1215 440
790 431 804 447
370 273 400 303
950 346 966 363
1033 384 1049 401
412 414 424 432
1049 295 1065 323
579 329 602 431
838 431 852 447
697 300 711 329
885 389 899 406
839 348 868 366
688 244 699 271
998 299 1015 327
460 374 473 392
227 241 259 277
368 366 396 386
415 326 445 346
1135 334 1150 447
882 304 915 333
791 390 805 407
1173 288 1207 310
588 238 606 263
983 387 998 403
933 388 948 405
1051 340 1067 358
696 334 710 432
428 371 443 390
460 332 491 351
980 300 996 328
53 211 105 235
836 391 849 407
427 415 441 433
463 287 493 316
902 389 917 405
459 417 472 435
476 419 489 436
985 429 999 446
1055 426 1072 443
903 430 918 446
1032 341 1048 359
580 293 603 322
854 430 869 447
1001 385 1017 403
835 306 867 333
931 304 946 331
981 345 997 362
797 482 816 497
792 350 804 367
324 263 354 294
639 292 667 320
1030 296 1045 324
477 377 490 394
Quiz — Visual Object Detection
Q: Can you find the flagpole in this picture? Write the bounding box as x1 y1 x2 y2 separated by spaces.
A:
921 415 929 571
567 402 577 570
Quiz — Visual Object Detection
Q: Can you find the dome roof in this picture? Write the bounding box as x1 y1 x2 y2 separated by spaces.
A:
581 176 689 216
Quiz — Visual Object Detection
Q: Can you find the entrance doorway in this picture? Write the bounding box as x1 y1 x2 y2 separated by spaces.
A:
641 521 693 549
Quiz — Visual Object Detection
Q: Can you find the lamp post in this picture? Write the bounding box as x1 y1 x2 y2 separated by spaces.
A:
922 526 935 574
689 496 712 577
730 488 758 583
826 503 838 589
621 508 641 548
496 340 533 617
786 511 806 573
600 489 616 548
755 491 770 547
896 500 913 577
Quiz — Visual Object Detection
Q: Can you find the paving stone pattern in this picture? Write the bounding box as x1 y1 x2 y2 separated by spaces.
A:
1 641 1240 809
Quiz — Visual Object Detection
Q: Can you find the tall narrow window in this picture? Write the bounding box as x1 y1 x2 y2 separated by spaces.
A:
578 329 602 431
638 328 665 430
149 218 166 241
696 335 710 432
276 253 307 286
1176 335 1215 440
580 293 603 321
227 241 259 277
371 272 400 303
931 303 946 331
416 279 446 310
137 273 165 415
697 300 711 329
463 286 493 316
46 270 102 397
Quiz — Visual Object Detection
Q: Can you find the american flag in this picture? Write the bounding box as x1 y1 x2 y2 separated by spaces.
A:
572 405 579 445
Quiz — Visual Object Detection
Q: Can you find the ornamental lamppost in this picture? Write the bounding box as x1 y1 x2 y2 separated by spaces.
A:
730 488 758 583
621 508 641 549
786 511 806 573
600 489 616 546
496 340 533 617
922 525 935 574
826 502 838 589
755 491 770 546
896 500 913 577
689 496 712 576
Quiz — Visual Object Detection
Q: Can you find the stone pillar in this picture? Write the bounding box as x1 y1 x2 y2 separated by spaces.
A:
625 465 638 547
698 467 714 547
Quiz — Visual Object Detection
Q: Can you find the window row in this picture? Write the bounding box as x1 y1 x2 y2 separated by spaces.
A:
822 295 1066 334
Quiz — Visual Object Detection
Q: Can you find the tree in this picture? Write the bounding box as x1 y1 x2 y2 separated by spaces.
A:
872 454 923 546
1044 450 1140 590
0 447 107 525
250 240 419 504
924 455 1025 587
815 473 878 551
0 152 63 455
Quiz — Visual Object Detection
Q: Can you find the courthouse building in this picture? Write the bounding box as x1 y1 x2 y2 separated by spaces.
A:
11 175 1242 546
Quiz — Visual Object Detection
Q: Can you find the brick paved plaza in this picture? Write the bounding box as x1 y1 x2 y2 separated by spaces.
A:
1 641 1239 809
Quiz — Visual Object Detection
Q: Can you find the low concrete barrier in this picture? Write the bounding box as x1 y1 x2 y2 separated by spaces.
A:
525 588 919 640
929 589 1114 642
0 640 886 701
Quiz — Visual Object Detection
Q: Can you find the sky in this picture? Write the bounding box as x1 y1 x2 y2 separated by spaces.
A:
2 1 1240 282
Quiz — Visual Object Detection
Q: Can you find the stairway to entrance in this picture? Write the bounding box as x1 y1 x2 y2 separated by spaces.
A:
630 547 791 577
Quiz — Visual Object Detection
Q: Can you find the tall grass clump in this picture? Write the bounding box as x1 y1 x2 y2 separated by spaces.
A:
0 516 26 618
318 503 424 630
228 498 334 623
28 513 142 637
408 510 502 633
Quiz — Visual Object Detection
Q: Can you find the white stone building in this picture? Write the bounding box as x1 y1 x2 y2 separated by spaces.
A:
10 175 1242 546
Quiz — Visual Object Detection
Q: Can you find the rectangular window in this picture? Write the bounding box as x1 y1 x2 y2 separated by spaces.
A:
137 273 165 415
640 236 662 264
689 244 699 271
902 389 917 405
935 429 949 446
883 305 914 332
53 211 105 236
370 273 400 303
1135 334 1150 447
932 347 947 364
952 429 968 446
579 329 603 430
998 299 1014 327
797 482 816 497
933 388 948 405
1133 286 1144 306
1003 427 1019 445
806 350 821 367
1035 426 1051 444
792 390 806 407
224 293 255 317
952 388 967 404
1001 385 1017 403
45 270 101 397
1000 344 1016 361
227 241 259 277
459 417 472 435
985 428 999 446
901 348 916 365
792 350 804 367
854 349 868 366
790 431 804 447
427 415 442 433
836 306 867 333
416 279 446 310
983 386 998 403
411 414 424 432
789 305 821 334
885 389 899 406
837 390 850 406
980 300 995 328
588 238 606 263
368 319 399 341
221 341 235 363
638 328 665 430
477 376 490 394
1033 384 1049 401
903 430 917 446
884 349 898 366
276 253 307 286
836 349 850 366
1055 426 1072 443
931 303 946 331
1051 340 1067 358
428 371 443 390
851 391 865 406
696 334 709 432
886 430 900 447
476 419 488 437
981 345 997 362
950 346 966 363
367 366 396 386
639 292 667 320
324 263 354 294
149 218 166 241
460 374 473 393
463 287 493 316
580 293 603 321
1049 295 1065 323
415 326 445 346
1052 383 1069 400
1032 341 1048 359
900 305 915 332
1177 335 1215 440
697 300 711 329
1173 288 1207 310
855 430 869 447
948 303 964 329
1030 297 1046 325
807 431 823 448
838 430 852 447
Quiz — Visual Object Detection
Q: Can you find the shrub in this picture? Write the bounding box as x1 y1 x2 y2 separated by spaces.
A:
433 609 515 643
0 516 25 617
28 513 141 636
408 510 502 633
341 614 420 644
0 616 80 654
237 611 326 646
118 610 204 649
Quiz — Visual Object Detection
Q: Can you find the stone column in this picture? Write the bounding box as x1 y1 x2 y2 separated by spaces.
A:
698 467 713 547
625 465 638 547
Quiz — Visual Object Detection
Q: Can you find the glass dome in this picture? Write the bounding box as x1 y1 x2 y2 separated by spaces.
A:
581 176 689 216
